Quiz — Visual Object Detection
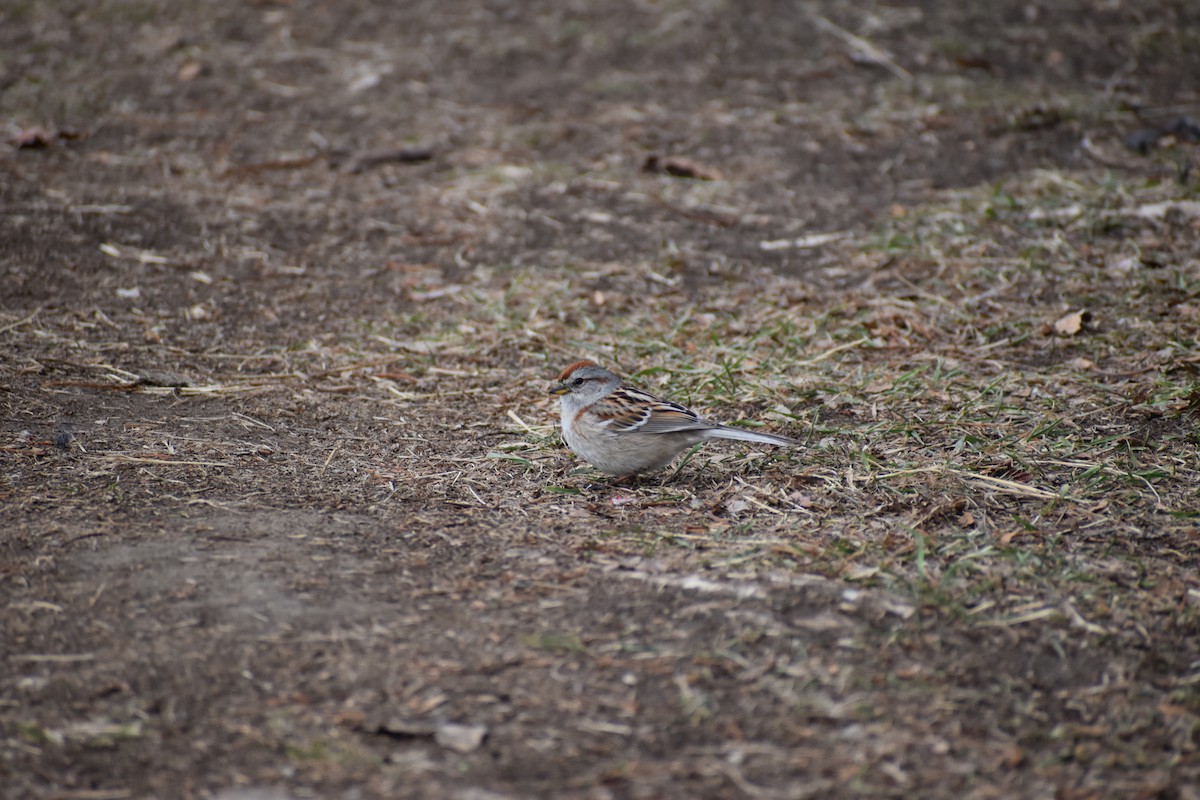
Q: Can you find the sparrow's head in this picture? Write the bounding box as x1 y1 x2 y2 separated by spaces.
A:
549 360 620 405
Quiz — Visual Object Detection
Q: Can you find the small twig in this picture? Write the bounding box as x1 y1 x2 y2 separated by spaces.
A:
1063 600 1109 635
465 484 489 506
231 412 275 432
873 465 1075 501
506 409 536 434
0 308 40 335
63 532 107 547
319 442 342 478
48 790 132 800
99 241 169 264
811 14 913 84
99 455 233 467
793 336 873 367
759 231 851 251
11 653 95 663
981 606 1060 627
964 472 1065 501
43 380 140 392
343 145 433 174
309 357 403 380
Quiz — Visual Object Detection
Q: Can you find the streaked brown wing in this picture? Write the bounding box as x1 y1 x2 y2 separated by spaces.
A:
592 386 713 435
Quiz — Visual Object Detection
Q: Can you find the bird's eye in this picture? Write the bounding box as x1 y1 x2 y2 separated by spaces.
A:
572 377 584 386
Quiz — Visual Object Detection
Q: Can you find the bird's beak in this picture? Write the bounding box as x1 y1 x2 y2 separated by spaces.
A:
548 380 570 396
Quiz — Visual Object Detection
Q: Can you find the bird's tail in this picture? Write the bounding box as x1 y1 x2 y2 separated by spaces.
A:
706 425 799 447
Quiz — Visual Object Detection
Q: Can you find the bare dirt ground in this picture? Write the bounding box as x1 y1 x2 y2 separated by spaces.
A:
3 2 1200 798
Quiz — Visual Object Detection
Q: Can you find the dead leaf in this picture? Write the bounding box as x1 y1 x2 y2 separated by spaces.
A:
11 125 86 148
844 564 880 581
371 717 436 739
722 498 750 515
434 721 488 753
643 155 722 180
12 127 54 149
136 370 191 388
1050 309 1088 336
344 146 434 174
177 59 205 81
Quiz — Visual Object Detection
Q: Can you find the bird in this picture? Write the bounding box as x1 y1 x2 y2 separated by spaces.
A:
548 360 798 477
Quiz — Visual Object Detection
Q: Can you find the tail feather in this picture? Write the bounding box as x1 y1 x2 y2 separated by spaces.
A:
705 425 798 447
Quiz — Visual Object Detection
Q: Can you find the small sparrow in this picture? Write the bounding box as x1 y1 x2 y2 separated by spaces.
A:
548 360 798 477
